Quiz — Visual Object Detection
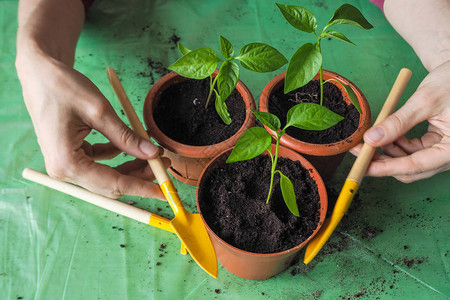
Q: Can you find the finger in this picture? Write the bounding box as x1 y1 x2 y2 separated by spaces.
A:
363 145 450 179
349 143 390 161
115 157 171 181
393 167 446 183
379 141 409 157
70 156 166 200
81 141 121 160
85 101 160 160
364 90 430 148
391 131 443 154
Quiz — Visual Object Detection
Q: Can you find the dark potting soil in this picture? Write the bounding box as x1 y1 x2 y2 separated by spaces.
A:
268 80 360 144
198 154 321 254
153 78 246 146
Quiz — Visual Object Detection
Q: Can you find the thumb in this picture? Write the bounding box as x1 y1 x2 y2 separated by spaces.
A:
364 93 428 147
92 107 159 160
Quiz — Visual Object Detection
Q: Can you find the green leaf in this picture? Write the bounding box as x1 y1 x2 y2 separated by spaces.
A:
177 42 191 55
343 83 362 114
320 30 355 45
286 103 344 130
168 47 220 79
236 43 288 73
326 4 373 30
285 43 322 93
251 110 281 131
227 127 272 163
278 171 299 217
326 79 362 114
220 35 234 59
275 3 317 33
214 93 231 125
217 60 240 101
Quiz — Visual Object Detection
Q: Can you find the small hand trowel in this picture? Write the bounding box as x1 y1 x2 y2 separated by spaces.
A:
107 67 217 278
304 68 412 264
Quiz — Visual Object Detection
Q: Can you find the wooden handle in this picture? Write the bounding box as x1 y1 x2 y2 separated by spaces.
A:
22 168 152 224
347 68 412 183
107 67 170 184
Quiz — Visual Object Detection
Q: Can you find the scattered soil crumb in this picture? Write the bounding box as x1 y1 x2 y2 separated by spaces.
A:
361 226 381 239
353 290 365 298
401 257 424 268
290 263 315 276
312 290 324 299
169 34 181 49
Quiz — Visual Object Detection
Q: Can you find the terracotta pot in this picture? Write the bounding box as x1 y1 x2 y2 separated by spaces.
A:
196 144 327 280
143 71 256 186
259 70 371 181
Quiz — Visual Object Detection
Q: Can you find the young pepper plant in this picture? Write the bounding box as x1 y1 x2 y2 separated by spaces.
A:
275 3 373 123
226 103 343 217
169 36 287 125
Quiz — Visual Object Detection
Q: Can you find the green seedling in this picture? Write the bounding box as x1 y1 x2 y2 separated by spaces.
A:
276 3 373 122
169 36 287 124
226 104 342 217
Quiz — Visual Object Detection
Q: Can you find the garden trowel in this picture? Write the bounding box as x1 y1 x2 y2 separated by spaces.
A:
304 68 412 264
107 67 217 278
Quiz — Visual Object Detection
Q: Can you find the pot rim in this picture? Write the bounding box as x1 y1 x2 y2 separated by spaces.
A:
259 70 371 156
196 144 328 258
143 71 256 159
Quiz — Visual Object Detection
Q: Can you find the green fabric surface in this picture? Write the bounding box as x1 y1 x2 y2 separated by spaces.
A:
1 0 449 299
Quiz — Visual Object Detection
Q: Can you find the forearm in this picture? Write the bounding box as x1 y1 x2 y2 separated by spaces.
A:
384 0 450 71
16 0 85 69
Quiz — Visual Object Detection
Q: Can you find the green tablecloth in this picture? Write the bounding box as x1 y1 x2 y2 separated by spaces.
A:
1 0 448 299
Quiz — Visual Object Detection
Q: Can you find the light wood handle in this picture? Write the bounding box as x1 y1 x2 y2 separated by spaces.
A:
107 67 170 184
22 168 152 224
347 68 412 183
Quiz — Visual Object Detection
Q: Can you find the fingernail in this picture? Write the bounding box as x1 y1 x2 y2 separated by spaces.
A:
366 126 385 143
139 140 158 157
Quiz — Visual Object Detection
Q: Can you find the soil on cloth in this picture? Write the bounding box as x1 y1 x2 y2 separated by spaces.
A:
154 78 246 146
269 80 359 144
198 154 321 254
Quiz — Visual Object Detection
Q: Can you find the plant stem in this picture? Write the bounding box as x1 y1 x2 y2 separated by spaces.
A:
317 40 324 106
266 134 280 204
205 75 219 109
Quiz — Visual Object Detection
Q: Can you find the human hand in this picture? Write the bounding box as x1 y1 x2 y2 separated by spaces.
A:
17 55 169 199
350 60 450 183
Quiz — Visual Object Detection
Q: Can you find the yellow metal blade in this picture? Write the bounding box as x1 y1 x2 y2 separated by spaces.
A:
149 214 187 255
161 180 217 278
304 180 359 264
170 214 218 278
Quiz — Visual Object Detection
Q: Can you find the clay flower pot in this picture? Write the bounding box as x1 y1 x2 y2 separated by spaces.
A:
259 70 371 181
196 144 327 280
143 71 256 186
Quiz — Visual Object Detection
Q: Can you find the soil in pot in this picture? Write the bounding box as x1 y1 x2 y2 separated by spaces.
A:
153 78 246 146
268 80 359 144
198 155 321 254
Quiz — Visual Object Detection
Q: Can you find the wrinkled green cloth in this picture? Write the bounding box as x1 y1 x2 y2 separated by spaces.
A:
1 0 448 299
